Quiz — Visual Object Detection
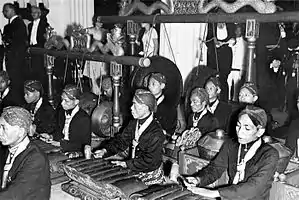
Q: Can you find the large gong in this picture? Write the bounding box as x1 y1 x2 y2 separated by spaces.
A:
91 101 113 138
130 56 183 107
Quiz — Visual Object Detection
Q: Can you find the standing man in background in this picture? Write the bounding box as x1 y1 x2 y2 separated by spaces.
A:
28 5 49 87
2 3 28 94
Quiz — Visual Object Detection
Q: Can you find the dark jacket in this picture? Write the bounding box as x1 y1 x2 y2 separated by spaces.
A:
213 101 232 131
0 141 51 200
3 16 27 53
24 98 56 134
28 19 49 48
155 99 177 136
187 110 219 135
53 107 91 153
0 88 24 113
194 139 279 200
103 118 166 173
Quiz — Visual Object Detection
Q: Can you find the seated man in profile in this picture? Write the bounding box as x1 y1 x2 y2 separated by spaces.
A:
0 71 23 113
41 85 91 154
0 106 51 200
23 80 55 136
94 89 165 185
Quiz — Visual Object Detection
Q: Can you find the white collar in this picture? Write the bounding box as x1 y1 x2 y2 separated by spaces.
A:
132 113 154 158
233 138 262 184
156 95 164 106
65 105 80 117
8 136 30 154
1 87 10 99
208 99 219 114
34 98 43 114
33 18 40 24
10 15 18 23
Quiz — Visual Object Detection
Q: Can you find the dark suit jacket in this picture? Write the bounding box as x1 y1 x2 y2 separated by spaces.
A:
0 88 24 113
28 19 49 48
0 141 51 200
3 16 27 53
53 107 91 153
213 101 232 131
155 99 177 136
187 111 219 135
194 139 279 200
104 118 166 173
24 99 56 134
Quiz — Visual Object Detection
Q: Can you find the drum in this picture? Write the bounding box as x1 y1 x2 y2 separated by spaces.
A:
61 158 148 200
130 184 214 200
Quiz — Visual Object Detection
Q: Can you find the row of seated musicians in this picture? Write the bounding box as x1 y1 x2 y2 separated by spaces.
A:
0 68 293 199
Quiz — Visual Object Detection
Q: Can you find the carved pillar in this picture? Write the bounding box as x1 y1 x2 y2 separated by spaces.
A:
245 19 259 84
110 62 122 135
44 54 55 106
127 20 140 73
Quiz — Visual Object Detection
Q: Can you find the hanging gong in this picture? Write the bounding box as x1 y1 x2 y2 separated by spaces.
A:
130 56 183 108
91 101 113 138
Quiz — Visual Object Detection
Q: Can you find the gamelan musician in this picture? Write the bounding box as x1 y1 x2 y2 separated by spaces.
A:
40 85 91 153
23 80 55 136
184 106 279 199
94 89 165 185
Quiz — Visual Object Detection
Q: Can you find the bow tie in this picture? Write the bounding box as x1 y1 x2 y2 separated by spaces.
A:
65 109 73 116
194 111 203 118
29 102 38 112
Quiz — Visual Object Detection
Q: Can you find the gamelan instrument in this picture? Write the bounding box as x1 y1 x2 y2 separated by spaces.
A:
61 158 148 200
130 184 215 200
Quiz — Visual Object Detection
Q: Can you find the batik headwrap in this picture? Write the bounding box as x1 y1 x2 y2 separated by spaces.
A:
240 82 258 96
191 87 209 104
150 73 167 84
239 105 267 128
63 85 81 100
2 106 32 133
134 89 157 112
24 80 44 96
206 76 221 88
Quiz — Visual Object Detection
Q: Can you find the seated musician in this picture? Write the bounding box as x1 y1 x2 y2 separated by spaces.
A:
0 106 51 199
184 105 279 199
94 89 165 185
41 85 91 153
147 72 177 139
228 82 275 137
186 87 218 135
205 76 232 131
0 71 23 113
23 80 55 136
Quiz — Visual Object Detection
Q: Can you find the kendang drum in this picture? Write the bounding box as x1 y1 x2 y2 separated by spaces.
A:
130 56 183 108
179 130 229 175
61 158 148 200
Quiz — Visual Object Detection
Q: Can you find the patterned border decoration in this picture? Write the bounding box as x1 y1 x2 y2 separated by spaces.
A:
173 0 200 14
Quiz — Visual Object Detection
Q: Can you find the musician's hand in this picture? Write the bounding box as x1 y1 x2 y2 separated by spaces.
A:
39 133 53 142
184 176 200 187
111 161 127 168
187 186 220 198
94 149 107 158
50 141 60 147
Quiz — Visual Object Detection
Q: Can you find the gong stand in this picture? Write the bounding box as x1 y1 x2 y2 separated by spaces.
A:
110 62 122 135
127 20 140 73
29 47 150 108
245 19 259 83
